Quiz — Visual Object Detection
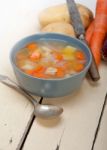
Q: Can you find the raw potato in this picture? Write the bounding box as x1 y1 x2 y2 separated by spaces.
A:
39 3 93 29
41 22 76 37
77 4 93 29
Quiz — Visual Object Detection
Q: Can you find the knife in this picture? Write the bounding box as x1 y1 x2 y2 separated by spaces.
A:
66 0 100 81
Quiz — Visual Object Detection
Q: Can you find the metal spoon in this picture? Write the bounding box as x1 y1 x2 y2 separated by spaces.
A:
0 74 63 119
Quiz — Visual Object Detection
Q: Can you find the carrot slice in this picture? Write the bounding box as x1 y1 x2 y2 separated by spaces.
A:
30 51 41 61
26 43 38 51
75 51 85 60
34 66 45 73
73 63 84 72
54 52 63 61
33 66 48 78
56 67 65 78
25 70 35 75
25 66 45 76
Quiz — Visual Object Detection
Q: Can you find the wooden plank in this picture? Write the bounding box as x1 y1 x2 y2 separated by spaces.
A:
23 64 107 150
1 0 105 150
94 99 107 150
0 69 41 150
0 0 41 149
0 78 39 150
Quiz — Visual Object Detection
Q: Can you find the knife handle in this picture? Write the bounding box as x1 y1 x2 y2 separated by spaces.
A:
89 54 100 81
80 37 100 81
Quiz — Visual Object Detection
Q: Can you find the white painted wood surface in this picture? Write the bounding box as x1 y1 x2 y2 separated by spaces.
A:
0 54 41 150
22 0 107 149
23 64 107 150
0 0 107 150
94 100 107 150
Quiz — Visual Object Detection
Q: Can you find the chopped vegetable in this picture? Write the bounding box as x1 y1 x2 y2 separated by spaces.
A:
18 60 36 70
62 46 76 60
34 66 45 73
33 66 47 78
56 67 65 78
25 70 35 75
21 64 35 70
16 41 86 79
75 50 85 60
73 63 84 72
26 43 38 51
62 62 73 73
53 52 63 61
45 67 57 75
30 51 41 61
62 46 76 55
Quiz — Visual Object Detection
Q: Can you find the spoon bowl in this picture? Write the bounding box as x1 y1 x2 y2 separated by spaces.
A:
34 104 63 118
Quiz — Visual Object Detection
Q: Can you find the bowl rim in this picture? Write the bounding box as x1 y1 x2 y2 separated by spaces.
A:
10 33 92 81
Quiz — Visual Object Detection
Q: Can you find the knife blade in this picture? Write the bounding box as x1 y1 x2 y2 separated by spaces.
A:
66 0 100 81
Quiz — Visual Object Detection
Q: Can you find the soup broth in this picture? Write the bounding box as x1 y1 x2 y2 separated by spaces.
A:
16 40 86 79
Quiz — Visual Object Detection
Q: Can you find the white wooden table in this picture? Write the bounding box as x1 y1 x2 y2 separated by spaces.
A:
0 0 107 150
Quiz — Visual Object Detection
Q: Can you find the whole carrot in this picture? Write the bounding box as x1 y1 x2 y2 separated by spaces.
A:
85 20 94 45
90 0 107 66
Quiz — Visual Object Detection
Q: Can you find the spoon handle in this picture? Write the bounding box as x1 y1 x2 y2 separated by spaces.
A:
0 75 37 106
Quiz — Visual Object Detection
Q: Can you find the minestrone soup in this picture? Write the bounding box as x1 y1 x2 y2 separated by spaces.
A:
16 40 86 79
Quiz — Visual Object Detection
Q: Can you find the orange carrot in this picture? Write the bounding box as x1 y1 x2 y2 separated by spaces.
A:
53 52 63 61
56 67 65 78
26 43 37 51
90 0 107 65
33 66 48 78
25 70 34 75
85 20 94 44
34 66 45 73
73 63 84 72
75 50 85 60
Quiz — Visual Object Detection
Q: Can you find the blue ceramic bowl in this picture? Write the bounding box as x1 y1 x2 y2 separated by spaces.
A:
10 33 92 97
